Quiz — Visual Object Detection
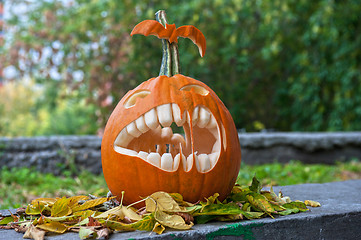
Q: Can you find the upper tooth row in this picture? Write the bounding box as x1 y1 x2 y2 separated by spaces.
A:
114 146 219 173
115 104 217 147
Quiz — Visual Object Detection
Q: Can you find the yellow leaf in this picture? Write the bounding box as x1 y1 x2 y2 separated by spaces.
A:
72 197 113 212
45 215 79 222
247 193 276 215
152 222 165 234
95 206 125 220
146 192 182 213
51 197 72 217
154 210 193 230
37 222 68 233
26 204 43 216
30 198 58 206
67 196 89 208
122 206 142 221
304 200 321 207
129 213 156 231
99 219 135 232
74 210 95 220
169 193 194 207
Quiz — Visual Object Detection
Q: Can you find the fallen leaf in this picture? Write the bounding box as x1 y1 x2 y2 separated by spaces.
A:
155 210 193 230
37 221 68 233
246 193 276 215
30 198 58 207
79 227 96 239
169 193 195 207
0 216 15 225
304 200 321 207
175 212 194 225
95 206 125 220
51 197 72 217
122 206 142 221
23 225 45 240
72 197 113 212
99 220 134 232
152 222 165 234
146 192 182 213
129 213 156 231
249 176 261 193
96 227 112 239
194 203 242 216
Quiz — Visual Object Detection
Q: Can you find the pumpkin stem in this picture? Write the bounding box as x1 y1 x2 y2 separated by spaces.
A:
155 10 180 76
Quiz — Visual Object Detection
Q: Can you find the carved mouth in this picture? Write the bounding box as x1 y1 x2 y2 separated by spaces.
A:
114 103 222 173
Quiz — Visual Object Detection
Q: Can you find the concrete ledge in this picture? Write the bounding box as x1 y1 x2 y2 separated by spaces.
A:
1 180 361 239
0 132 360 174
239 132 361 164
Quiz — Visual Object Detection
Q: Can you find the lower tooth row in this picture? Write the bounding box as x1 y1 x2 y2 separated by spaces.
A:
138 150 219 172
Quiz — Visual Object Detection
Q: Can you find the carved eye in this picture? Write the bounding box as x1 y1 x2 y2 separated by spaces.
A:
124 90 151 108
180 84 209 96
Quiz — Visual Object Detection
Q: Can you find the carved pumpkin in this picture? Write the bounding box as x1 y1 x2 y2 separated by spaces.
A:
101 11 241 205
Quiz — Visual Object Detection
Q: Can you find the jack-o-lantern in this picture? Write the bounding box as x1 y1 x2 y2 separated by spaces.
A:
101 11 241 206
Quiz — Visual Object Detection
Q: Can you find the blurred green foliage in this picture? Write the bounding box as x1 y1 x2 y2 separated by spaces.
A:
0 80 98 136
2 0 361 134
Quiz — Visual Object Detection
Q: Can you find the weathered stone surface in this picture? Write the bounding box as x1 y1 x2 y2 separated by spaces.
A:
239 132 361 164
1 180 360 239
0 136 102 174
0 132 360 174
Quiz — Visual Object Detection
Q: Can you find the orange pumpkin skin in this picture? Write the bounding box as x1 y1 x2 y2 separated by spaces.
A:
101 74 241 205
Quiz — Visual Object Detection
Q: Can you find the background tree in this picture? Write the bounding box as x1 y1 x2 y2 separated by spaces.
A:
1 0 361 135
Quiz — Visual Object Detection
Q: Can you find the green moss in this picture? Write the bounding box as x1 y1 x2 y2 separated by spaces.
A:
206 222 263 240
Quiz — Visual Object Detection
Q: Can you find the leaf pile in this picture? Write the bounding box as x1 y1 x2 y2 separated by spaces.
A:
0 177 320 239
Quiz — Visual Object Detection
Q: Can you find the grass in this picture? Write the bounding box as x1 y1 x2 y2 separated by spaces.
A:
1 159 361 210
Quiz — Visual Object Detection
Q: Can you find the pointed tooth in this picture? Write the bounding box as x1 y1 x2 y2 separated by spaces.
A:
207 114 218 129
174 153 183 170
161 127 173 140
186 153 196 172
197 154 211 172
189 106 200 126
147 153 161 167
138 151 149 160
114 128 133 147
135 115 149 133
161 153 173 171
198 107 211 128
209 152 219 167
157 104 173 127
114 146 137 156
144 108 159 130
172 103 186 126
127 122 142 138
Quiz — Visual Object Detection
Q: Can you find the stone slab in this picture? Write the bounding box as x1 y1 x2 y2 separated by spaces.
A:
1 180 361 239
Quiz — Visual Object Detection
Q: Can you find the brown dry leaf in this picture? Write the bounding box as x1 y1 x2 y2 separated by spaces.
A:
23 225 46 240
154 210 193 230
175 212 194 225
96 227 112 239
304 200 321 207
146 192 183 213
